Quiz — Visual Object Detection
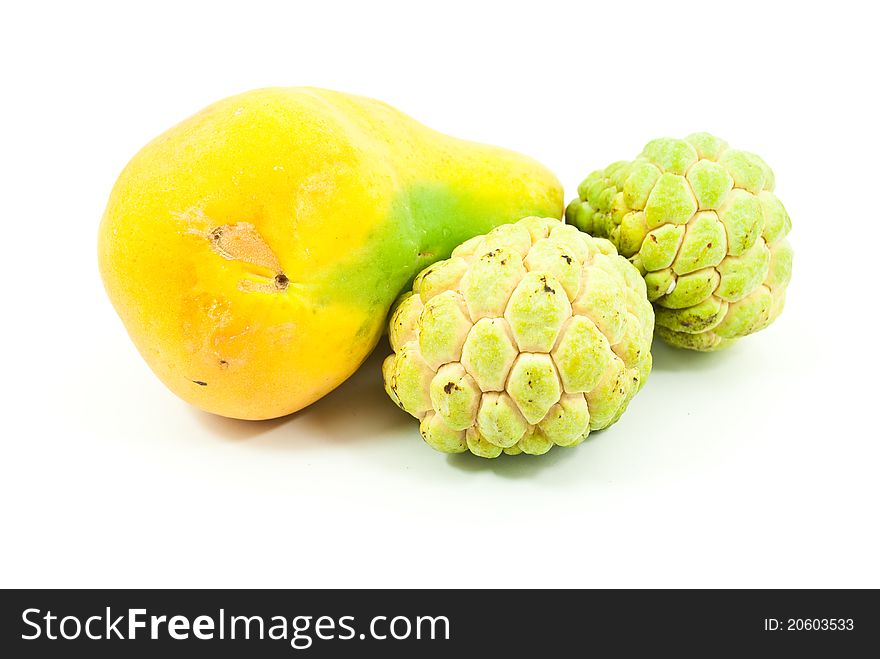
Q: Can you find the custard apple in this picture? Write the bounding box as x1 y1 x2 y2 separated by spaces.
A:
382 217 654 458
566 133 793 351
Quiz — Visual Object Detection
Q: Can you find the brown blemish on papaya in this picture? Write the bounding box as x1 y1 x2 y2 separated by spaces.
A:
209 223 281 271
192 380 207 386
208 222 290 294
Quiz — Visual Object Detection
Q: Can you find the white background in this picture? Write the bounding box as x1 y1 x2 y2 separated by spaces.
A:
2 0 878 588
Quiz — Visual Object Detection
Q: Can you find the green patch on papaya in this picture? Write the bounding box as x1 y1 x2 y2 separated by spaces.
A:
310 181 543 310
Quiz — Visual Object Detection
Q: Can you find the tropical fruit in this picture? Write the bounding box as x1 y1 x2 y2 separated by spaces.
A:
99 88 563 419
566 133 792 351
383 217 654 457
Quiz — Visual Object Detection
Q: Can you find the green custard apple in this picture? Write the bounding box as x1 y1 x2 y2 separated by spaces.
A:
382 217 654 458
566 133 793 351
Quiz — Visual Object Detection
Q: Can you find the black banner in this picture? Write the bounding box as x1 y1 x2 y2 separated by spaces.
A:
1 589 876 656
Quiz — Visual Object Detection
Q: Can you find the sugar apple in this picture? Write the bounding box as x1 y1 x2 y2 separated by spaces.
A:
566 133 793 351
382 216 654 458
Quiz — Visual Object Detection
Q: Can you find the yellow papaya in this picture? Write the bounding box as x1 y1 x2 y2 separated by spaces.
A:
98 87 563 419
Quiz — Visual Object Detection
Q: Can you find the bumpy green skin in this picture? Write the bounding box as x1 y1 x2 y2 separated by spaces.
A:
565 133 793 351
382 217 654 457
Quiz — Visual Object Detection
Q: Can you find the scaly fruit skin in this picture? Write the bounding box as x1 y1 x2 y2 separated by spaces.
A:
99 88 563 419
383 217 654 458
566 133 792 351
